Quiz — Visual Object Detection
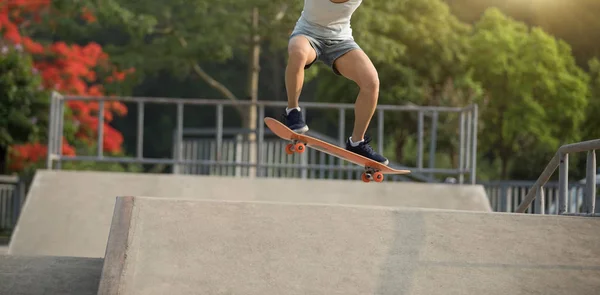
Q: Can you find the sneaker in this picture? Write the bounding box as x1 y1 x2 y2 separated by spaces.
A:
283 108 309 133
346 136 389 165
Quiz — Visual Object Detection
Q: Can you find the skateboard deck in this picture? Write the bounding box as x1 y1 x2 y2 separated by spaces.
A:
264 117 410 182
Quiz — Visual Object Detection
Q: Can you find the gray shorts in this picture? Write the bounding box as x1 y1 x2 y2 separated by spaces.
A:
290 32 361 75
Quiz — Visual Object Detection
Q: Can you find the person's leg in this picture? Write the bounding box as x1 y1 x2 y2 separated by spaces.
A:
327 43 388 164
334 49 379 142
284 34 318 133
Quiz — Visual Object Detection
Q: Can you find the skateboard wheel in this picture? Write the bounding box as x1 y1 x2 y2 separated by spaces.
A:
294 142 305 154
373 171 384 182
361 172 370 183
285 143 294 155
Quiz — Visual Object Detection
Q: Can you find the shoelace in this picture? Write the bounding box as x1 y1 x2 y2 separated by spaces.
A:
282 111 300 121
358 136 376 153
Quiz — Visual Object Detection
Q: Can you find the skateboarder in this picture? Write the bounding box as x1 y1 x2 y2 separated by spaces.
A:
283 0 389 165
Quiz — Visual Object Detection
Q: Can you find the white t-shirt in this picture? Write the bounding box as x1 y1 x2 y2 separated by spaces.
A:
292 0 363 40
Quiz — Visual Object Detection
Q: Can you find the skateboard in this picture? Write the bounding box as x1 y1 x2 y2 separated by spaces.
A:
264 117 411 183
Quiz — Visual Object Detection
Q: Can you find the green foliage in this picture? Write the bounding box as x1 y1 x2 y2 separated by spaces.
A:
94 0 302 83
0 46 48 148
469 8 589 178
583 58 600 140
444 0 600 68
318 0 476 105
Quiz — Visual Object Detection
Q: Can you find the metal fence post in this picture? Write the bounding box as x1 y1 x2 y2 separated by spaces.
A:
465 110 472 171
300 106 307 179
174 102 184 174
46 93 56 169
137 101 145 159
377 108 384 155
11 178 24 228
535 186 545 214
56 99 65 169
338 108 348 179
500 184 509 212
258 105 265 178
585 150 596 213
429 111 438 179
470 105 478 184
97 100 105 158
417 111 424 170
216 104 224 162
459 111 465 184
558 152 569 214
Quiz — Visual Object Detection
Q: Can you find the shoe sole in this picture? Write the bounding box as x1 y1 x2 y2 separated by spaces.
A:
294 125 389 165
292 125 309 134
345 148 390 166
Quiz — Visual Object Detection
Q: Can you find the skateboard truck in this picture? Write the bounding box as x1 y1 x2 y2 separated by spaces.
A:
362 167 384 183
285 139 383 183
285 140 306 155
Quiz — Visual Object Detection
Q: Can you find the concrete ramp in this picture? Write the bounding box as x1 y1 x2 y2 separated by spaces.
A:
98 196 600 295
9 170 490 258
0 255 102 295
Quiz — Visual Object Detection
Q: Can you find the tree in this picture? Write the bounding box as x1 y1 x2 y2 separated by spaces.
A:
0 44 50 173
583 58 600 140
468 8 589 179
444 0 600 68
92 0 304 174
1 0 136 173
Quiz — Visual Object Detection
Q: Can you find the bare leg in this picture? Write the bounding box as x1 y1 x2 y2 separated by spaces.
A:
333 49 380 142
285 36 317 109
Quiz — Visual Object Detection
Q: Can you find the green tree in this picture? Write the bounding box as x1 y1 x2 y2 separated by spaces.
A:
94 0 301 114
469 8 589 179
583 58 600 140
87 0 306 173
444 0 600 68
0 45 48 174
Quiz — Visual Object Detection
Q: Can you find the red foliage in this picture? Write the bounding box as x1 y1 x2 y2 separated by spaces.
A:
8 138 75 171
2 1 135 171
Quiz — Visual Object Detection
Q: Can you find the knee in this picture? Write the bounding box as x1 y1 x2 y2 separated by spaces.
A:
287 46 311 67
358 74 380 96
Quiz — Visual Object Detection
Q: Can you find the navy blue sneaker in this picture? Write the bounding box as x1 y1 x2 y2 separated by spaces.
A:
283 108 309 133
346 136 389 165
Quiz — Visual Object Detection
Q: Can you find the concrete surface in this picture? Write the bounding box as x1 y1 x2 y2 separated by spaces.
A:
0 246 7 255
0 255 103 295
9 169 490 258
98 196 600 295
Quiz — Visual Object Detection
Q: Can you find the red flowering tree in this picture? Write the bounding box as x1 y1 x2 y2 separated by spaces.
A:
1 0 135 173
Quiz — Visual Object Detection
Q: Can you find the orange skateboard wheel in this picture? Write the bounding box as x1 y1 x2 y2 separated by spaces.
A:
361 172 370 183
373 171 384 182
285 143 294 155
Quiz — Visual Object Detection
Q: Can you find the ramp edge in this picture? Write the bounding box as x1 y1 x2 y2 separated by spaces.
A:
97 196 135 295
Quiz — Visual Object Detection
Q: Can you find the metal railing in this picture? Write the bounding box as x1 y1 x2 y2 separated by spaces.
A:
515 139 599 216
177 128 434 182
482 180 598 214
46 91 479 184
0 175 24 232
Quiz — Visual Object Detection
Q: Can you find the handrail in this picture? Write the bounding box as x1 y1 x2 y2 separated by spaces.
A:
516 139 600 215
0 175 19 184
55 92 473 113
